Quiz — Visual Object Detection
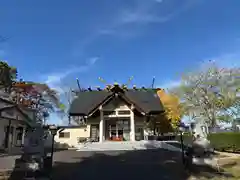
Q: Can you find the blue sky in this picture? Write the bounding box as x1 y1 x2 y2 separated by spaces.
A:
1 0 240 124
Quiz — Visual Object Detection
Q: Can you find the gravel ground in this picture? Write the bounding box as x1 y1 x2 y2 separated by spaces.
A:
0 155 21 170
1 149 233 180
51 149 188 180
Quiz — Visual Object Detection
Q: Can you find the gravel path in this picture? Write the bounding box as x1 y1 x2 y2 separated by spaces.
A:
50 150 189 180
0 155 20 170
1 149 230 180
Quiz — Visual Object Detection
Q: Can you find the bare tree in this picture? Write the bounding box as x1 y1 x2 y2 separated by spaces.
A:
172 62 240 129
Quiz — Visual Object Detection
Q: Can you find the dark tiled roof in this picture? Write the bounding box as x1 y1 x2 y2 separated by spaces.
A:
125 90 164 114
0 104 14 110
69 91 112 115
69 88 164 116
0 97 14 110
0 98 35 127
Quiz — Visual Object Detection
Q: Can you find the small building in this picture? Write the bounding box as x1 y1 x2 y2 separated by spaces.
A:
0 98 35 151
68 84 165 142
53 125 89 148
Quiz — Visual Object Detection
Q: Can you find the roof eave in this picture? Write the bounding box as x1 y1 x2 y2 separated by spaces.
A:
87 93 115 117
0 105 35 127
15 106 35 127
145 110 165 116
117 92 147 114
69 112 87 116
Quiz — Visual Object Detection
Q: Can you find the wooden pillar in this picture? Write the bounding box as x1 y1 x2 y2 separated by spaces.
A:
130 105 135 141
22 127 26 146
99 105 104 142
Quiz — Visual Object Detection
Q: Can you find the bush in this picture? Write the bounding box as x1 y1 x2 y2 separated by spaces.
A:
147 134 176 141
174 132 240 153
77 137 87 143
55 142 70 149
208 132 240 153
175 133 193 145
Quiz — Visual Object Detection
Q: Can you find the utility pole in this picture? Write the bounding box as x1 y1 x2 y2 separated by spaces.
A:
76 78 81 91
65 88 73 125
151 76 155 88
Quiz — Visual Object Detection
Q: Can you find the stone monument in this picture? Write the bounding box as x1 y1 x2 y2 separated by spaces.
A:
13 124 48 179
192 136 210 155
23 125 45 156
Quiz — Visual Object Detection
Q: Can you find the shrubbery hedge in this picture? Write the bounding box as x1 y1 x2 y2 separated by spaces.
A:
174 132 240 153
175 133 193 145
208 132 240 153
149 132 240 153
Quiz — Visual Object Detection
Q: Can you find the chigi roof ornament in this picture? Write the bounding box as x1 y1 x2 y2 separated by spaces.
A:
96 86 102 91
73 76 161 92
133 85 137 90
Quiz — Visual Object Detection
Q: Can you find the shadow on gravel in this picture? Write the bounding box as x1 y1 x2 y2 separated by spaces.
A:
0 148 68 158
47 149 234 180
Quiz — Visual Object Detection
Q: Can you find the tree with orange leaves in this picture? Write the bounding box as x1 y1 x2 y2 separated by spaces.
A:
156 89 183 132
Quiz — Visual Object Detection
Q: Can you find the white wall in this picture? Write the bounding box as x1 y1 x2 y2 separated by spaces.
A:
50 126 91 148
103 97 130 111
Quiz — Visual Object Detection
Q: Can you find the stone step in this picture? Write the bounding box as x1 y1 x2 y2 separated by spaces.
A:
76 141 182 152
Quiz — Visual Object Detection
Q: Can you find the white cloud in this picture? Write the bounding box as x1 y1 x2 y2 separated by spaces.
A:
155 0 164 3
156 51 240 90
98 29 115 35
88 57 99 65
99 1 167 35
86 0 198 41
118 10 165 24
74 0 200 57
212 53 240 68
156 80 181 90
99 0 199 36
42 56 99 94
198 52 240 72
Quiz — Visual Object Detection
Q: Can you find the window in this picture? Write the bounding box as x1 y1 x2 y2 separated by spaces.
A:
16 127 23 140
59 132 70 138
118 110 130 115
136 128 142 133
104 111 116 116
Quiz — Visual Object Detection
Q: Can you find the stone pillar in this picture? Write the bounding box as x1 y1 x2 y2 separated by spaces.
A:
130 105 135 141
22 127 26 146
9 126 15 148
7 126 12 150
99 105 104 142
12 126 17 147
